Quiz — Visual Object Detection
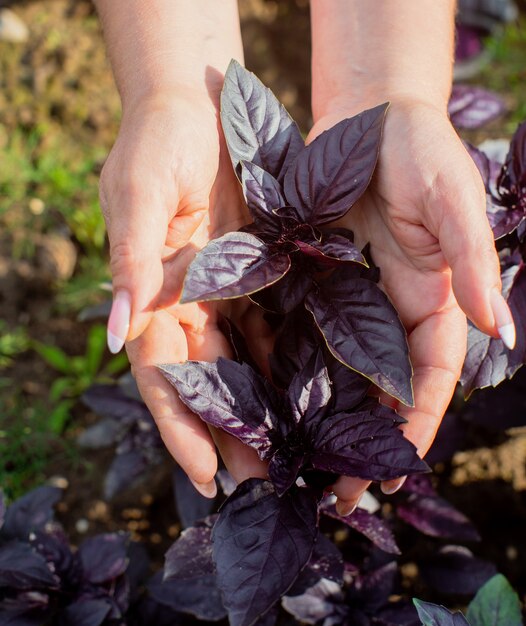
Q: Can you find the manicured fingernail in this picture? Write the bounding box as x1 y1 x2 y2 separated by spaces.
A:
490 288 516 350
381 475 407 495
190 477 217 499
335 500 357 517
107 291 131 354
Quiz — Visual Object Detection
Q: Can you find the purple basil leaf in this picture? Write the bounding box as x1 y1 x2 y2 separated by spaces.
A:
420 545 497 596
212 478 318 626
82 384 150 426
0 542 59 590
296 232 366 267
77 417 123 450
310 401 428 481
104 450 148 500
466 573 523 626
149 571 228 624
426 411 469 465
30 525 79 584
464 140 492 188
164 517 216 582
0 492 4 531
322 504 401 555
60 599 112 626
159 358 279 457
0 592 50 626
287 350 331 426
413 599 470 626
351 561 398 614
172 467 216 529
181 232 292 304
249 256 313 314
283 104 388 225
498 121 526 203
2 486 62 541
327 357 371 414
217 315 260 372
268 449 305 496
397 494 480 542
448 85 506 129
282 578 347 625
308 534 345 585
221 60 304 181
461 263 526 395
376 600 421 626
487 202 525 240
401 474 437 497
240 161 286 234
306 267 413 405
78 532 129 584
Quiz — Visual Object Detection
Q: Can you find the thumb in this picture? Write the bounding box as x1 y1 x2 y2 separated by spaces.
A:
102 187 168 353
430 155 516 349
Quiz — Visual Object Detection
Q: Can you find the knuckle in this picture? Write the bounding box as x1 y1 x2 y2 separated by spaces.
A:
109 241 138 278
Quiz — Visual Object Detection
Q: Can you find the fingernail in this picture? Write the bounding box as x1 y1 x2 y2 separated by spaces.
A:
335 500 357 517
381 475 407 495
490 288 516 350
190 477 217 499
107 291 131 354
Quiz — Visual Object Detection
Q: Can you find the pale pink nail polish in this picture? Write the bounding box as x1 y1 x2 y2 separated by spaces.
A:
381 475 407 495
190 477 218 499
107 291 131 354
490 288 516 350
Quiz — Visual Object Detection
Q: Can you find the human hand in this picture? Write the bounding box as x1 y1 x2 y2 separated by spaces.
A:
307 100 514 513
100 91 265 496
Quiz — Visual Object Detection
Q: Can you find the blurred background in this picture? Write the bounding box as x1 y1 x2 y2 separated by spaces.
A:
0 0 526 601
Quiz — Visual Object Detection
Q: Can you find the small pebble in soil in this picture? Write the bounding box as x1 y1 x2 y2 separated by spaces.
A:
76 518 89 534
48 476 69 489
168 524 180 538
88 500 109 521
29 198 45 215
150 533 162 544
507 545 518 560
141 494 154 506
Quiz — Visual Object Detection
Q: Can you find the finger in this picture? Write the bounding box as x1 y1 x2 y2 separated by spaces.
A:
427 150 515 347
332 476 370 516
182 303 269 484
101 182 168 352
126 309 218 495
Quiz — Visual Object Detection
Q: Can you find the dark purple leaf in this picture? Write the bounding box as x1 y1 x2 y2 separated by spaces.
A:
1 487 62 542
282 578 347 625
461 263 526 395
78 532 129 584
310 401 428 481
172 467 215 529
322 504 400 555
0 592 50 626
306 267 413 405
287 350 331 426
296 232 365 266
464 141 492 189
221 60 304 181
401 474 437 497
375 600 421 626
397 494 480 542
0 492 4 532
159 358 279 457
181 232 292 304
351 561 398 613
413 599 470 626
448 85 506 129
30 525 79 584
0 542 59 590
466 573 523 626
268 449 305 496
82 384 151 426
327 357 371 414
283 104 388 225
249 256 313 314
60 600 112 626
149 568 227 621
308 534 344 585
217 315 260 372
217 469 237 497
240 161 286 234
164 517 216 582
498 121 526 204
420 545 497 595
104 450 149 500
77 417 123 450
212 479 318 626
426 411 468 465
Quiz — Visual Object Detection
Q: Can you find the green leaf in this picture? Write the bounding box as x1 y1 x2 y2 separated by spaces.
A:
48 400 75 434
33 342 70 374
413 599 470 625
467 574 523 626
103 352 129 376
85 324 107 376
49 377 74 402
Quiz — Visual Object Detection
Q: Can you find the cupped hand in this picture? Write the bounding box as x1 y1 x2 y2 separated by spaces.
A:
307 100 512 513
100 90 265 495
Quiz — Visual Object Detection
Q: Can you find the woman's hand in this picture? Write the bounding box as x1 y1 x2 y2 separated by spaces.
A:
307 100 513 514
100 91 267 496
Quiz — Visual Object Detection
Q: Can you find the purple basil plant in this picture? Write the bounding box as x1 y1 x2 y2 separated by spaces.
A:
461 122 526 395
157 60 432 626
